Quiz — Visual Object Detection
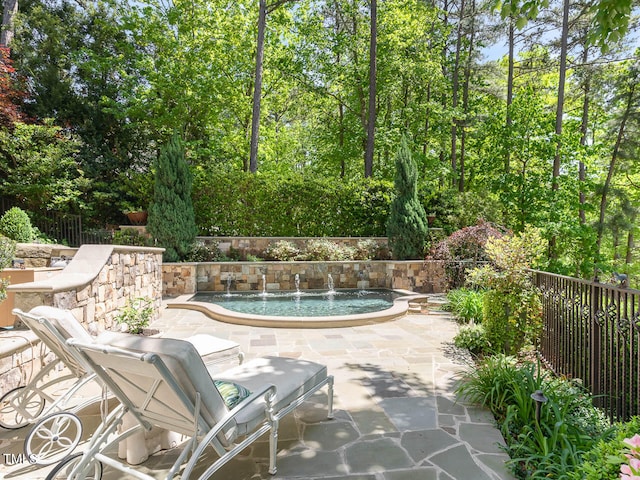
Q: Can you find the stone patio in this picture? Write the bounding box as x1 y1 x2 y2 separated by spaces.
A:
0 301 516 480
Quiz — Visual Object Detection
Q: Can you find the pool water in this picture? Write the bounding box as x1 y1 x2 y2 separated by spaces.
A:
190 289 402 317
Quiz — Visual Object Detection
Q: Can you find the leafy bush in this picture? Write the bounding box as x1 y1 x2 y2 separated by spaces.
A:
0 207 34 242
467 227 545 355
456 354 612 479
353 239 389 260
300 239 353 261
568 417 640 480
115 297 154 334
453 324 491 355
113 228 153 247
429 220 505 262
446 288 485 324
0 235 16 302
185 241 223 262
263 240 300 261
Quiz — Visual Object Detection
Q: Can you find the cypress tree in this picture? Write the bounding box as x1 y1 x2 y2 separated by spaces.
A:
147 135 197 262
387 137 428 260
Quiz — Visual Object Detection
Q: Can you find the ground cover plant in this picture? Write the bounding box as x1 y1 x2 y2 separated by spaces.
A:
456 355 613 479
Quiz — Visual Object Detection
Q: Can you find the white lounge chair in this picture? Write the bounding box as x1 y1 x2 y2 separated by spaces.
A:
4 306 243 467
52 334 333 480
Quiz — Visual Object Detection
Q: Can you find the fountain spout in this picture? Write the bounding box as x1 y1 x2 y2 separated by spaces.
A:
226 275 233 296
261 274 267 296
327 273 335 293
294 273 301 294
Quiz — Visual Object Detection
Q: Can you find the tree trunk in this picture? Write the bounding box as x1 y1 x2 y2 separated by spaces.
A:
553 0 570 189
423 84 431 155
459 0 475 192
596 82 636 259
549 0 570 258
505 18 514 174
578 42 590 225
248 0 267 173
1 0 18 47
450 0 465 189
364 0 377 178
626 230 634 265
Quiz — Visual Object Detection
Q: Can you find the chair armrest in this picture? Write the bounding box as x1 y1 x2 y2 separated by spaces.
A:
183 384 277 477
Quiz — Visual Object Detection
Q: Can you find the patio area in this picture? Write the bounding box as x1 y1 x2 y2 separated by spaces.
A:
0 299 516 480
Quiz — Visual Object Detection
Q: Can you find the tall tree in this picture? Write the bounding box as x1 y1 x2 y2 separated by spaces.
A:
364 0 376 177
1 0 17 46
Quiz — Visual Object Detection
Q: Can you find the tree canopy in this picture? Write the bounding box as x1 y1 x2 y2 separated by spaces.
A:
0 0 638 282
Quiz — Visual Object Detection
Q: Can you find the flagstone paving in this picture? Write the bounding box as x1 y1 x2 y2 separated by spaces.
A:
0 299 517 480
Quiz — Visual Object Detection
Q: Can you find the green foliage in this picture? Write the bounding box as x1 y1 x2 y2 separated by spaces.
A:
147 135 198 262
0 235 16 302
185 241 223 262
457 355 612 479
387 137 428 260
568 417 640 480
300 239 354 261
467 227 545 355
430 220 506 262
353 239 388 261
445 288 485 324
115 297 154 334
0 207 34 243
263 241 300 261
193 170 394 237
112 228 153 247
0 122 86 215
453 324 491 355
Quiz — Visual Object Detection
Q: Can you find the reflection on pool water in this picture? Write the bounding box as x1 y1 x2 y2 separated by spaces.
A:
190 289 402 317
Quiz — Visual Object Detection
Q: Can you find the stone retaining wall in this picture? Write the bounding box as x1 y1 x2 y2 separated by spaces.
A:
162 260 448 296
9 246 164 334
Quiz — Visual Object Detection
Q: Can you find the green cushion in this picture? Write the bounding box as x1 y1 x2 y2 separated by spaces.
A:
214 380 251 409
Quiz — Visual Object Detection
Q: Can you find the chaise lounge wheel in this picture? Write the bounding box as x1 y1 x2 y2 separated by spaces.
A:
0 386 46 429
26 412 82 465
46 452 102 480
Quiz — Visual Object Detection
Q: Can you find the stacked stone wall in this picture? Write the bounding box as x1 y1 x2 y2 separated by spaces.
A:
11 247 164 335
162 260 448 296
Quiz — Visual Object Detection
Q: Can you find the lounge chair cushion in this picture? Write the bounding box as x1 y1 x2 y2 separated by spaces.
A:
182 333 241 366
29 305 93 343
211 356 328 434
94 332 231 437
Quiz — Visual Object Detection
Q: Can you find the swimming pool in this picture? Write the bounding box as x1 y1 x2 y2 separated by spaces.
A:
167 288 419 328
191 289 401 317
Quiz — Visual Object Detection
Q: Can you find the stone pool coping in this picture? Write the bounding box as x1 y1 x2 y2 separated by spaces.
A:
165 289 425 328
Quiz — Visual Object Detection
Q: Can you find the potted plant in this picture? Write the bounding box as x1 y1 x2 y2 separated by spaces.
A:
115 297 158 335
122 203 148 225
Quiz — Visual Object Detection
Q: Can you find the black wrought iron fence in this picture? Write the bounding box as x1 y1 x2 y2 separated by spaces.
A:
534 270 640 421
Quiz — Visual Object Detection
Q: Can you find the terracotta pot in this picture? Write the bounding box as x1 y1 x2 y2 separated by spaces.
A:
126 211 148 225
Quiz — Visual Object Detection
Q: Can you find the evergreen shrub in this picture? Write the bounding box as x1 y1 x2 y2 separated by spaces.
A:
147 135 198 262
453 324 491 355
386 137 428 260
0 207 34 242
